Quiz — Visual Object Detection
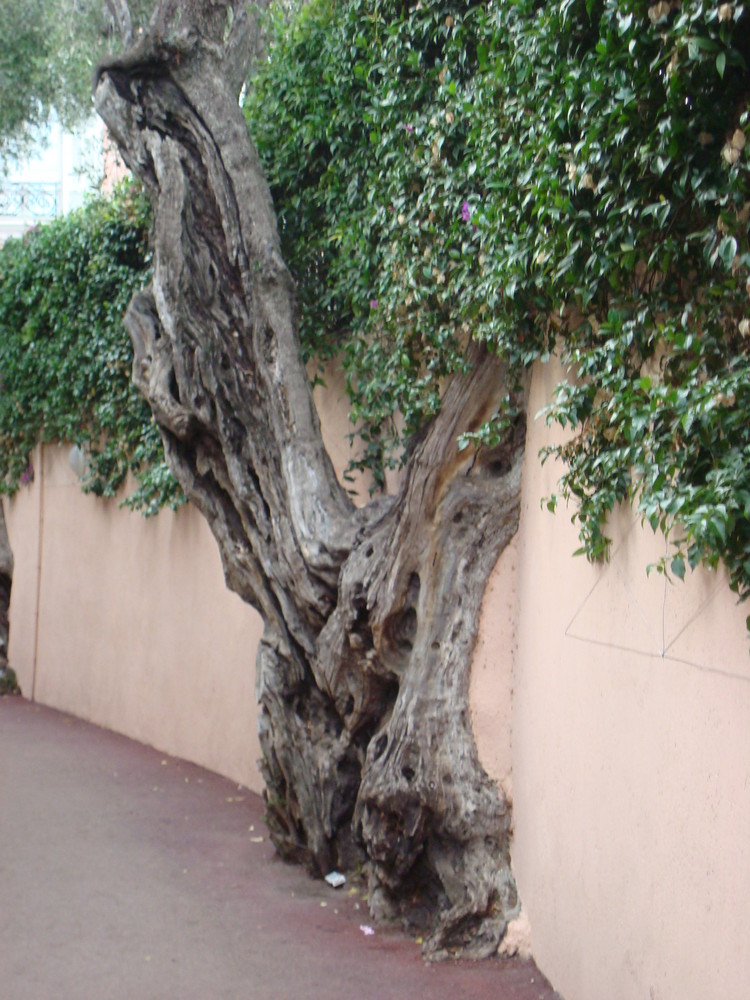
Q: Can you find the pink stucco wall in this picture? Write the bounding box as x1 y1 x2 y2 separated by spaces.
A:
479 360 750 1000
5 360 750 1000
6 444 264 791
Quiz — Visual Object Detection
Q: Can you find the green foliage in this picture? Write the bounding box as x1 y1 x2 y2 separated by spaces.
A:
0 665 21 695
0 0 54 154
246 0 491 482
246 0 750 600
0 0 153 160
5 0 747 598
507 0 750 600
0 183 183 515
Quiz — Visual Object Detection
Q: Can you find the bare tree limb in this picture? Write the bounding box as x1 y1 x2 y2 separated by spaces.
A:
104 0 133 46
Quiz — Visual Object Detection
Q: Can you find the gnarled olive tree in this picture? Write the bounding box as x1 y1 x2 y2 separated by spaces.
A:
0 502 12 677
95 0 524 958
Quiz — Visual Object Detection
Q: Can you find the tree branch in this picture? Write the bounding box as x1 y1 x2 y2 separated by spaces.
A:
96 8 357 614
104 0 133 47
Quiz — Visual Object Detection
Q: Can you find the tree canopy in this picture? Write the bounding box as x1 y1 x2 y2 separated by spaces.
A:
0 184 180 514
0 0 151 160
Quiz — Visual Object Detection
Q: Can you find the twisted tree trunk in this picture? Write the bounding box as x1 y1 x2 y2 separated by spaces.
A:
0 501 14 680
95 0 525 958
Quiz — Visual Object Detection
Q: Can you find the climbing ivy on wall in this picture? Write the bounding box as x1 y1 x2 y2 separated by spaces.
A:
0 183 183 514
246 0 750 606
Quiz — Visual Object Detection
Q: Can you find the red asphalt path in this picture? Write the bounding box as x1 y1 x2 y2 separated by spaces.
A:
0 697 563 1000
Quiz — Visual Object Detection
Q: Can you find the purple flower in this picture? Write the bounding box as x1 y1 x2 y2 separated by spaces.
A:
403 123 414 134
461 201 472 223
370 299 378 309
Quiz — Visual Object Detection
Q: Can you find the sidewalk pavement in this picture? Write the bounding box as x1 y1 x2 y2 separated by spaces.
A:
0 697 563 1000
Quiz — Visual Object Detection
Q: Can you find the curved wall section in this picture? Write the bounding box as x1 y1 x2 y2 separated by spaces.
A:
6 444 264 792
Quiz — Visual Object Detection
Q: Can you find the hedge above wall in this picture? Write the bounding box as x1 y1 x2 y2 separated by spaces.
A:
0 183 183 515
246 0 750 607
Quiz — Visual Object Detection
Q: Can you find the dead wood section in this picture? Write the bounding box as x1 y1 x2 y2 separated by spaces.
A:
95 0 526 959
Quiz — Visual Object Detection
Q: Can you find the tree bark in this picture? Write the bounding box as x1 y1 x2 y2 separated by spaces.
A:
0 500 14 675
95 0 526 959
104 0 134 47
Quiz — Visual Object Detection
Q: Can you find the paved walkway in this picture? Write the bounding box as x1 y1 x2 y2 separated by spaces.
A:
0 697 562 1000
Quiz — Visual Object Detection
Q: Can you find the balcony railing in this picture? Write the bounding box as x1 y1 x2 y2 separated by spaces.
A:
0 182 59 218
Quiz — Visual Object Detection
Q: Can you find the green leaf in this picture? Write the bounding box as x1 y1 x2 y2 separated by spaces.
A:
671 555 686 581
717 235 738 270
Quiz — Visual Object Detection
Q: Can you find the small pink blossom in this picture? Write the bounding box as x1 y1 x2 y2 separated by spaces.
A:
461 201 472 223
403 123 414 134
370 299 378 309
359 924 375 936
